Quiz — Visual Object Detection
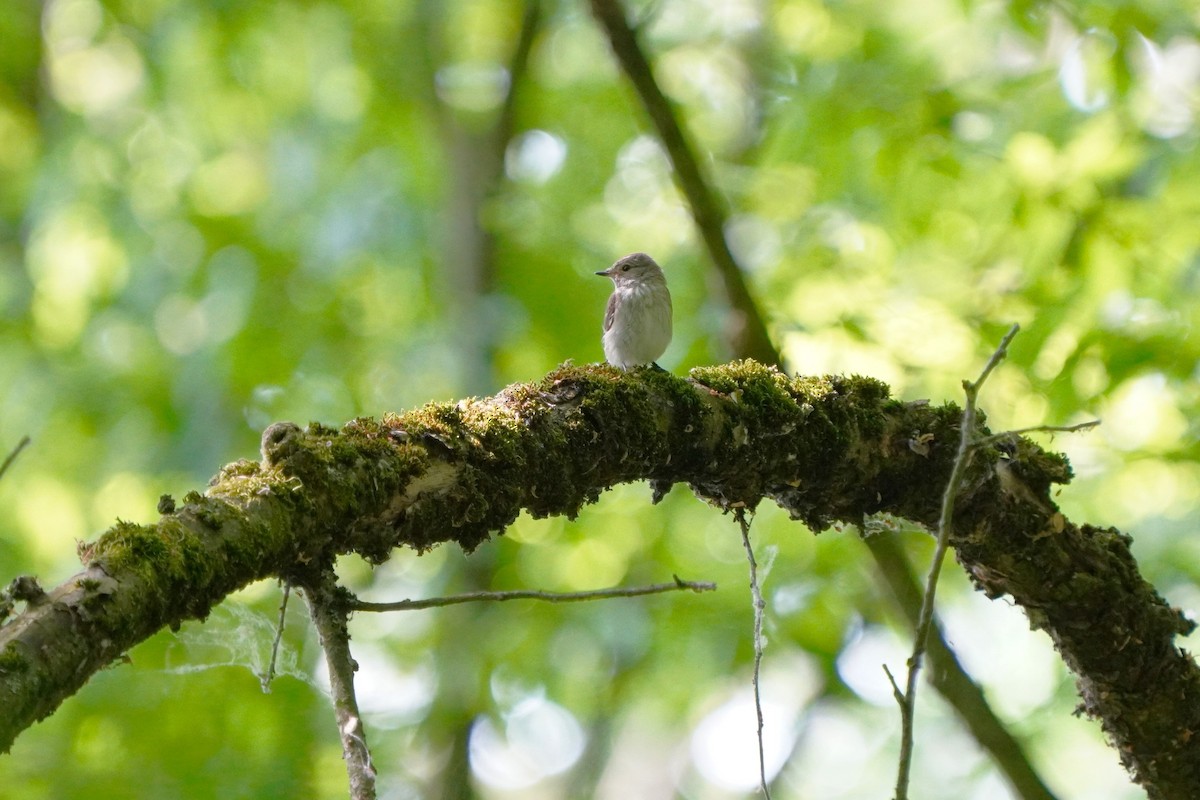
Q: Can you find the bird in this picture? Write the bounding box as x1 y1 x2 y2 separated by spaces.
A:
595 252 673 369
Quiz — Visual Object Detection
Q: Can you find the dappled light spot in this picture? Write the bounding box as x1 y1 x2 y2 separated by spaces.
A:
1059 28 1116 113
836 623 908 707
1100 372 1187 452
872 297 976 369
1131 34 1200 139
127 119 201 222
92 472 157 530
314 64 370 123
559 538 628 589
952 110 993 143
17 475 87 569
1005 132 1061 195
812 206 895 270
435 63 511 113
942 591 1059 718
45 0 143 119
321 643 436 727
469 696 585 790
1110 459 1200 524
690 691 795 790
188 151 269 217
505 130 568 184
659 44 756 152
782 330 906 393
773 0 861 61
602 136 694 252
244 385 287 431
86 312 149 371
651 0 761 39
540 17 613 87
154 294 208 356
686 656 819 793
726 214 783 272
27 205 129 348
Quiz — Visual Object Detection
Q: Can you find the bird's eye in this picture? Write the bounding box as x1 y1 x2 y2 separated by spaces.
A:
621 264 630 272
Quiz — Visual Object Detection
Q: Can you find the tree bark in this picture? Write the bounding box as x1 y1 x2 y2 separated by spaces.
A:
1 361 1196 796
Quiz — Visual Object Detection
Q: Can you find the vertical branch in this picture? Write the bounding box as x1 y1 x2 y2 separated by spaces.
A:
304 573 377 800
0 436 31 483
737 509 772 799
418 0 543 395
587 0 778 364
891 324 1021 800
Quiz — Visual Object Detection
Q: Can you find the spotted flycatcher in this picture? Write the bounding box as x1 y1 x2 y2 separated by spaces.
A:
596 252 673 369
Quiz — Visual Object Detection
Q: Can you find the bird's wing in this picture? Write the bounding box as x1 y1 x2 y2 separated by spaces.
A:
604 293 617 333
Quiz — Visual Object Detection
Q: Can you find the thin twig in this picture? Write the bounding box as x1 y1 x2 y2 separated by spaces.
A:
304 574 377 800
893 323 1020 800
865 535 1059 800
0 436 31 483
349 577 716 612
974 420 1100 448
883 663 904 704
737 509 772 800
260 582 292 693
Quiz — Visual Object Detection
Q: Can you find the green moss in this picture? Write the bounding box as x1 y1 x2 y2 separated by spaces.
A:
0 643 28 674
214 459 260 481
95 521 168 571
91 515 217 614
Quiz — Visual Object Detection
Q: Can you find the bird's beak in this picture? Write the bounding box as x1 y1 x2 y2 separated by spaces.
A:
595 268 612 277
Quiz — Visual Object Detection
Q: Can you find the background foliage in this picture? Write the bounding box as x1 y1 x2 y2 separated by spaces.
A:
2 0 1198 797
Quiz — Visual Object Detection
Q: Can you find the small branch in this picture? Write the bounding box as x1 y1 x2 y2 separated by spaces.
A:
304 574 377 800
349 577 716 612
737 509 772 800
893 323 1020 800
0 436 31 483
972 326 1019 390
883 663 905 704
260 582 292 693
495 0 542 150
974 420 1100 449
865 534 1059 800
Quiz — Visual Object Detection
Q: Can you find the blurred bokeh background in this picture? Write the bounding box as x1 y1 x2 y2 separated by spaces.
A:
1 0 1198 797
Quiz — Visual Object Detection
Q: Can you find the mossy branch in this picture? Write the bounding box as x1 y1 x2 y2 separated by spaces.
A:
0 360 1197 798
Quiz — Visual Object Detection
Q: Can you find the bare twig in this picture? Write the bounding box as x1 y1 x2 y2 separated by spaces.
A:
865 534 1059 800
349 577 715 612
304 574 377 800
260 582 292 693
974 420 1101 448
0 436 31 483
892 323 1020 800
736 509 772 799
